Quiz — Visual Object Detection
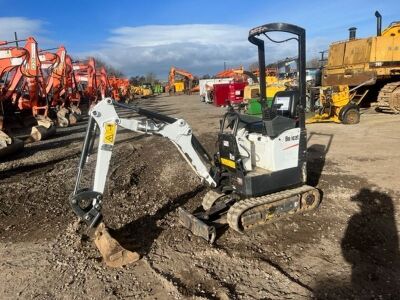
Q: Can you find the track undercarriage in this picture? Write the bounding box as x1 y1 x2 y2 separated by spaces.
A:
178 185 321 243
373 81 400 114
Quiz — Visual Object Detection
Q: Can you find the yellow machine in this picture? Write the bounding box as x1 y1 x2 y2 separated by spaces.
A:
244 79 287 100
322 11 400 114
306 85 368 124
129 84 153 98
140 83 153 97
173 81 185 93
243 76 293 115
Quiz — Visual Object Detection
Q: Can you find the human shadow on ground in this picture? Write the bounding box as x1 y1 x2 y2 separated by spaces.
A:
314 188 400 299
307 132 333 187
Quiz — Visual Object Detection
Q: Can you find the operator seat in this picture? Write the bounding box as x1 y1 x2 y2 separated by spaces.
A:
224 90 299 136
262 90 298 138
236 113 264 133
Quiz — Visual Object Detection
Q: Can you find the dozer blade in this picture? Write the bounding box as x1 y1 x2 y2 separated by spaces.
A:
94 222 140 268
177 207 217 244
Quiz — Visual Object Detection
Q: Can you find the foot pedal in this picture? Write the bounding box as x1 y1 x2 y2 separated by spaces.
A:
177 207 216 244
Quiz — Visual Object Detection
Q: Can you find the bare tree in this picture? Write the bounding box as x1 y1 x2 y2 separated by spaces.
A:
248 62 259 72
129 76 146 85
91 57 125 77
306 57 320 68
145 72 157 84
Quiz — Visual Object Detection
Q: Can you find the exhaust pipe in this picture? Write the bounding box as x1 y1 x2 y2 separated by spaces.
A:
349 27 357 40
375 11 382 36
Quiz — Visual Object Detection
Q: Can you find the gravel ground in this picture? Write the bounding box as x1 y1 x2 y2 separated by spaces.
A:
0 94 399 299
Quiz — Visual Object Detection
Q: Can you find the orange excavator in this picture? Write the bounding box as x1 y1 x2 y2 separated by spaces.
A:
73 59 121 106
109 76 130 101
65 54 82 110
166 66 195 95
216 66 258 83
72 58 98 108
41 46 82 127
0 35 56 156
96 67 111 100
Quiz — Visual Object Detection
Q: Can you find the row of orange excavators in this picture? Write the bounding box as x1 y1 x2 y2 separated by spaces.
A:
0 34 130 157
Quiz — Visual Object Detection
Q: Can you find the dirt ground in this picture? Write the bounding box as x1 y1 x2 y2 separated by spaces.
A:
1 94 400 299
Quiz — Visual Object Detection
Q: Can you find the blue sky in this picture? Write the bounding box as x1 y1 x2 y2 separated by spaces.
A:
0 0 398 78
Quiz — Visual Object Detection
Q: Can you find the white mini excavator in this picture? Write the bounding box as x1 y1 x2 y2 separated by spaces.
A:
70 23 321 267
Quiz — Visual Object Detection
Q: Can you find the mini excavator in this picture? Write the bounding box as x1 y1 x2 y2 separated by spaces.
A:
70 23 321 267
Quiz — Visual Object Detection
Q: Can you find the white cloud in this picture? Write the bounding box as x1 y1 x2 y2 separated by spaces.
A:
76 24 329 79
108 24 248 47
0 17 45 41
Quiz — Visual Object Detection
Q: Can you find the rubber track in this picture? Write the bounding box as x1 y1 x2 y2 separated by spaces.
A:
227 185 318 233
202 190 224 210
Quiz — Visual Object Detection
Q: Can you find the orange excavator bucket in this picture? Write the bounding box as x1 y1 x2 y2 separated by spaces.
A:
93 223 140 268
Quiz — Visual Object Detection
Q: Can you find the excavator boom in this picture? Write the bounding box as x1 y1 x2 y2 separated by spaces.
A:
70 98 217 266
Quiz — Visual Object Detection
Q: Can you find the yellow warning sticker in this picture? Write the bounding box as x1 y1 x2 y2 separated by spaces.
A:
221 157 236 168
103 122 116 145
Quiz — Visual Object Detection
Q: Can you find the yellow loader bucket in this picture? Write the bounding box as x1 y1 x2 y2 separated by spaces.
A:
94 223 140 268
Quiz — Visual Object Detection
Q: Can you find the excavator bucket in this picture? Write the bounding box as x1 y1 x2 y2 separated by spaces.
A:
57 107 70 127
25 117 56 143
94 222 140 268
0 131 24 158
68 105 82 125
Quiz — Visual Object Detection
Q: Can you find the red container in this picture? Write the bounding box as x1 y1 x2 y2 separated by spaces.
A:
213 82 248 107
213 83 230 107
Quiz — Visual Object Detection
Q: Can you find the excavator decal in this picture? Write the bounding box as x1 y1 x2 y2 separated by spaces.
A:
103 123 116 145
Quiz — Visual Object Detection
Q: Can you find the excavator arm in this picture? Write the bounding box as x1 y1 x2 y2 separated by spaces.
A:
174 68 194 80
71 98 216 228
69 98 217 267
